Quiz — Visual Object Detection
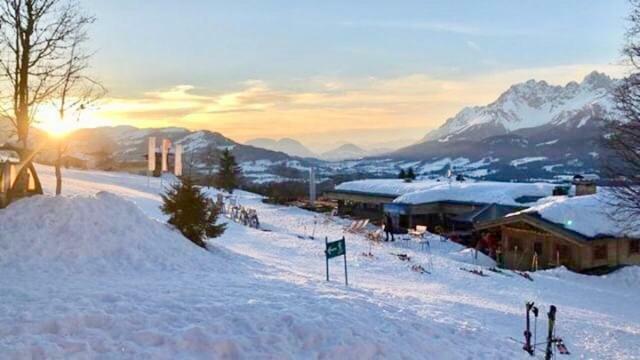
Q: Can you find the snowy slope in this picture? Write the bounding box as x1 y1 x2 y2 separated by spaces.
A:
0 166 638 358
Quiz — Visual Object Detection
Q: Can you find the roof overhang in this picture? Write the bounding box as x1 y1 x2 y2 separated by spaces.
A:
324 190 397 203
475 213 592 246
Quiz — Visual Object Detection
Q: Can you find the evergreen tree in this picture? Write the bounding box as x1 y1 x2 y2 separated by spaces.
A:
407 167 416 180
161 177 226 248
398 168 406 179
215 149 241 193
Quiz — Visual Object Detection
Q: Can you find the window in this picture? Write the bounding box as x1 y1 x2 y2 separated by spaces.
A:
593 245 608 261
630 240 640 255
510 238 521 251
534 242 543 255
555 245 571 261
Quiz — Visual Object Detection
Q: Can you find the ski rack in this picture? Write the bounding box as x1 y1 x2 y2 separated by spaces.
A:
515 302 570 358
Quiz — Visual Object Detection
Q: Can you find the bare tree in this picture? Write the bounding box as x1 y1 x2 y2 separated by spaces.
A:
201 144 218 188
0 0 94 148
604 0 640 221
52 29 105 195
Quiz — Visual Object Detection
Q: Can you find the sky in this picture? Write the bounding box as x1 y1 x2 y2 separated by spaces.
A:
51 0 631 152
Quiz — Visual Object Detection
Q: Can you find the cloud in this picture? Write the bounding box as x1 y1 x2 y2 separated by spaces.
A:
90 63 628 149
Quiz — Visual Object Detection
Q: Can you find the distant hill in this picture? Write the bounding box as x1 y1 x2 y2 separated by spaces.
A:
321 143 368 161
245 138 317 158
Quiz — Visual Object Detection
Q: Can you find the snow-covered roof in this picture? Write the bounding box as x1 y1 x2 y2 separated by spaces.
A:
510 191 640 239
393 181 556 207
334 179 443 197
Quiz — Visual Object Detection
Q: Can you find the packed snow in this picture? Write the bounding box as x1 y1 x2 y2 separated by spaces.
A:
0 165 638 358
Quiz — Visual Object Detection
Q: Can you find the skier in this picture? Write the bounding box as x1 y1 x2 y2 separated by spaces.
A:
384 213 395 242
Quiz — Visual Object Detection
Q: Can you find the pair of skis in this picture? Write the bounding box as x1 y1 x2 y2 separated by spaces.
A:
459 267 488 277
513 302 570 358
544 305 571 359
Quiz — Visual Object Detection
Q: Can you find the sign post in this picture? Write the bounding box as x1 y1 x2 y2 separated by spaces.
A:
325 236 348 286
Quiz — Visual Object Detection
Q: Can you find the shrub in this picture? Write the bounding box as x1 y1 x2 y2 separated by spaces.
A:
161 177 226 248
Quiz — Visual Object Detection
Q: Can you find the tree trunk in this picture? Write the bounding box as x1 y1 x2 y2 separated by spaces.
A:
55 142 62 195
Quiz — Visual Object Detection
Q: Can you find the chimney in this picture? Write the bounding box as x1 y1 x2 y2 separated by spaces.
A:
572 175 597 196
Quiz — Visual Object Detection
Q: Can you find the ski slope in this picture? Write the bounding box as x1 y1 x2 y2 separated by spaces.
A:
1 165 639 359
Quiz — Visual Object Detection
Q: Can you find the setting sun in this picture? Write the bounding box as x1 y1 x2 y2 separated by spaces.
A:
35 105 104 138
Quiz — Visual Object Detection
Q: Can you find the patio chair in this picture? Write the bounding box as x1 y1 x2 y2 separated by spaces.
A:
366 228 384 243
343 220 361 233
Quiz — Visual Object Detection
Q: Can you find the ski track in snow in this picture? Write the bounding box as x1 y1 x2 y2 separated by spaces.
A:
0 165 638 359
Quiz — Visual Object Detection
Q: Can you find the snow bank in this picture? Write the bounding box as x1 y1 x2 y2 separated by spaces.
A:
448 248 496 267
513 191 640 238
334 178 444 196
394 181 555 206
0 192 210 274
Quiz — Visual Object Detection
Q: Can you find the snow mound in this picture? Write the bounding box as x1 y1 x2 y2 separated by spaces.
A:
448 248 496 267
0 192 210 273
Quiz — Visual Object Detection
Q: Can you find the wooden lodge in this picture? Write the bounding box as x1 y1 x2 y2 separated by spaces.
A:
0 145 43 208
475 212 640 273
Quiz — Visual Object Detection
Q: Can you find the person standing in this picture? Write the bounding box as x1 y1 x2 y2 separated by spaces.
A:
384 213 395 242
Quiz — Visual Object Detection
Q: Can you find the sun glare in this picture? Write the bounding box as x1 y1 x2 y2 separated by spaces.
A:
36 106 103 138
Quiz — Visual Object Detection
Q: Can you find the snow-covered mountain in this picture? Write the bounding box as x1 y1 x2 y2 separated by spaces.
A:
245 138 317 158
386 71 620 181
423 71 616 142
321 143 369 161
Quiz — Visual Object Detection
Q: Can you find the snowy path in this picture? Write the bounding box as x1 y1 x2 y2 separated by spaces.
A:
0 165 638 359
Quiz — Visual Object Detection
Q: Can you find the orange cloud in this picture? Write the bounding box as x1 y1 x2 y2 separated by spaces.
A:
87 63 627 151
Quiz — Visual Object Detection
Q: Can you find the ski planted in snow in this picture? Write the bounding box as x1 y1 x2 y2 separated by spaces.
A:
523 302 539 355
545 305 557 360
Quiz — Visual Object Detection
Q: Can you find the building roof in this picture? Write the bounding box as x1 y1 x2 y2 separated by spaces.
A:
393 181 555 207
334 179 443 198
449 203 524 224
509 191 640 239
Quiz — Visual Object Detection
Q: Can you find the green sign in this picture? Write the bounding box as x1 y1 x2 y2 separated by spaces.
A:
325 238 346 259
325 237 348 286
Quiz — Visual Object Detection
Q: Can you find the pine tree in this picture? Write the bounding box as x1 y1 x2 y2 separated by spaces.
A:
398 169 406 179
407 167 416 180
161 177 226 248
215 149 241 193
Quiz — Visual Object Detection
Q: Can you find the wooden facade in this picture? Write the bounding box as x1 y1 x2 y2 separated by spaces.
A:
0 146 43 208
476 214 640 272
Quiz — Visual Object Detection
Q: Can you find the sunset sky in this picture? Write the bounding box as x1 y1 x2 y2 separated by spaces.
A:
66 0 629 151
